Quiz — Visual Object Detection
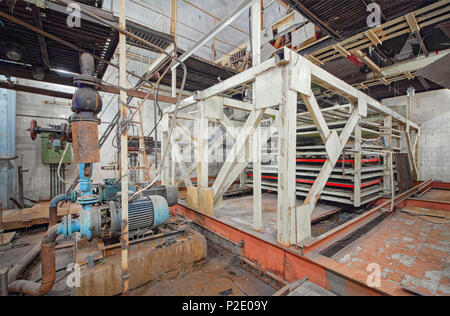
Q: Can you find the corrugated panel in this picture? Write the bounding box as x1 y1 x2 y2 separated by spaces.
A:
284 0 437 38
0 1 118 80
159 51 238 92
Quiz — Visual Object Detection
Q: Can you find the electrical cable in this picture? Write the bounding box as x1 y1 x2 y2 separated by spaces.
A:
57 143 73 185
53 1 188 198
129 59 187 200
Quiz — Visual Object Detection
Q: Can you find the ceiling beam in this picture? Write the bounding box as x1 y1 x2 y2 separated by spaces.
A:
172 0 257 69
285 0 341 39
0 81 73 99
406 12 429 57
32 5 51 69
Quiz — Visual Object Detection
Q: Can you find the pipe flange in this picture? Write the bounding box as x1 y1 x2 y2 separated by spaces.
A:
77 194 100 205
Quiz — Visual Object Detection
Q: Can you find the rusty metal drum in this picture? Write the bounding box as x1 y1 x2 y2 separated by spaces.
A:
71 120 100 164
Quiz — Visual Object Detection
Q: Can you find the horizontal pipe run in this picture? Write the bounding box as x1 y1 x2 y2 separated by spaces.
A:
8 226 59 296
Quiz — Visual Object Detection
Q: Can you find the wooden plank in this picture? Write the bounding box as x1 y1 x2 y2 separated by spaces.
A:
0 232 16 246
187 185 198 210
2 202 81 231
198 188 214 216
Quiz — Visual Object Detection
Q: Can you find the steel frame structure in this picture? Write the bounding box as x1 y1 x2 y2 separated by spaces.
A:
162 45 420 247
156 0 420 248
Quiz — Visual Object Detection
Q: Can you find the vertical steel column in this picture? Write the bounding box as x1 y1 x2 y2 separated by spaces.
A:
118 0 129 296
252 0 262 232
197 100 209 189
353 103 362 207
383 115 393 195
277 64 297 246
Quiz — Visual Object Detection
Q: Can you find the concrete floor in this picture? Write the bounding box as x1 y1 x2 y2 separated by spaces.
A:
131 242 276 296
424 189 450 202
204 192 342 244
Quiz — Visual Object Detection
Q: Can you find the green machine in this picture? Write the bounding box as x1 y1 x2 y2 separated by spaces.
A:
40 133 71 198
41 132 71 164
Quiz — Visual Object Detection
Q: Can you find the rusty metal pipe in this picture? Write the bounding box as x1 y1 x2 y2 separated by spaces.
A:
8 226 58 296
49 206 58 227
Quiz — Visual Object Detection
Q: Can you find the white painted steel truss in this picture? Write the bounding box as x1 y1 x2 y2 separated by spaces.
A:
162 47 419 247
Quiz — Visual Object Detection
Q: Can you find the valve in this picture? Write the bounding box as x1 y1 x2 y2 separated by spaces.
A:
27 120 72 142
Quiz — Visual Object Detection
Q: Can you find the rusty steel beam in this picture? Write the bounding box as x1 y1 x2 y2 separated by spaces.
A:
170 204 388 296
102 85 177 104
0 81 73 99
400 198 450 212
0 81 176 104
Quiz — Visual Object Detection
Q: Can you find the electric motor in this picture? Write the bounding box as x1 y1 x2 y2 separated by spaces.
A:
109 195 170 237
140 184 179 206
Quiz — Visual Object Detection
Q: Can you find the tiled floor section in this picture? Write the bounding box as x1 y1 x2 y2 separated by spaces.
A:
333 207 450 296
424 189 450 202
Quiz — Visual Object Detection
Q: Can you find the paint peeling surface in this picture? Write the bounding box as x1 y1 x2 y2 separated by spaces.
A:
332 206 450 296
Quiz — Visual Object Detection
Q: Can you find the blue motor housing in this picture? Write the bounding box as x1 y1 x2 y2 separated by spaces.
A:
110 195 169 237
58 195 169 240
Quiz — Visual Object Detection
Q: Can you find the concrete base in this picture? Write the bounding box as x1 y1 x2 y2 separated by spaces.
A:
76 229 207 296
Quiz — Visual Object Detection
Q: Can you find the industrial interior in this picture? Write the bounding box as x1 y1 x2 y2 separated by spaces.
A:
0 0 449 297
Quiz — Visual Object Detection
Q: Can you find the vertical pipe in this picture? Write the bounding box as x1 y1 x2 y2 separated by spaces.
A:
119 0 129 296
18 166 24 206
212 18 217 62
171 68 177 186
260 0 264 30
50 165 53 199
154 96 158 170
62 165 66 194
58 165 61 196
170 0 177 184
170 0 177 41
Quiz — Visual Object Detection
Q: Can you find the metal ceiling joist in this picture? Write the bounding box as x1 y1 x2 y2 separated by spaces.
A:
172 0 257 69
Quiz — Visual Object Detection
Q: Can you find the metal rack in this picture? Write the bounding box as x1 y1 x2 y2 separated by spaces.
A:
246 115 403 206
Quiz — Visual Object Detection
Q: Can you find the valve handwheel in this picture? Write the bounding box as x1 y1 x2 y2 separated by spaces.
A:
29 120 38 140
